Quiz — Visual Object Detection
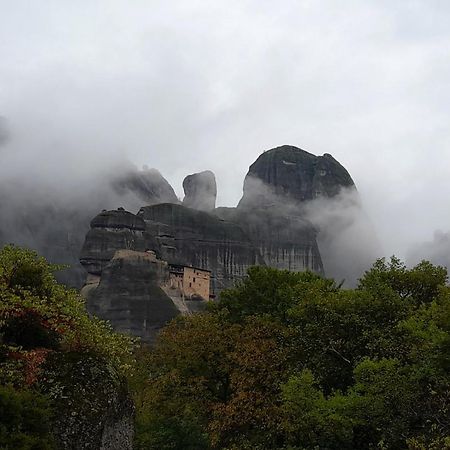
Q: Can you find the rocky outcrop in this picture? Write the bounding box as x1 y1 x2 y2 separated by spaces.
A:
81 202 323 340
112 167 179 206
78 145 368 339
0 166 178 289
238 145 355 209
41 352 134 450
83 249 179 343
182 170 217 211
215 206 323 274
80 204 267 339
138 203 265 292
80 209 150 276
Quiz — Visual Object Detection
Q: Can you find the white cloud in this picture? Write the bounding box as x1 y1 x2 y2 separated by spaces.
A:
1 0 450 260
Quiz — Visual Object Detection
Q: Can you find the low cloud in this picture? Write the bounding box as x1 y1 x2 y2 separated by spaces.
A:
0 117 9 148
302 188 382 286
406 230 450 270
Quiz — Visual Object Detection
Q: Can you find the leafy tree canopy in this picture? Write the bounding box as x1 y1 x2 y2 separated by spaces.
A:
0 245 136 448
135 258 450 449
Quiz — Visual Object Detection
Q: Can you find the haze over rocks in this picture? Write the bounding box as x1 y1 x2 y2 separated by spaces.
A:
75 145 379 340
182 170 217 211
0 145 378 294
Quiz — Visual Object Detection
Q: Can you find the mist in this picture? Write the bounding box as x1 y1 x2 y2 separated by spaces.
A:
301 188 382 285
1 1 450 279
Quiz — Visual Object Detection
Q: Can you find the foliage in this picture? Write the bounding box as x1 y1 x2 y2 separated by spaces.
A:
134 258 450 449
0 245 136 378
0 384 55 449
0 245 136 447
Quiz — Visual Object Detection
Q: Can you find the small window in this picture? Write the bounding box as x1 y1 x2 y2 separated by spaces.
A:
193 277 196 282
189 282 192 287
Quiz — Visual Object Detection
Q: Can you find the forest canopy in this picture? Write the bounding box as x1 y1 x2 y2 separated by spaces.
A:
134 259 450 449
0 245 449 449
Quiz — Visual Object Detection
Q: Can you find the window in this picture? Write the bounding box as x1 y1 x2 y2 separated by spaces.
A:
193 277 196 282
189 282 192 287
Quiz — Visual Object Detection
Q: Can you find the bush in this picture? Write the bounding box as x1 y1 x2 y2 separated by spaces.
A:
0 384 55 449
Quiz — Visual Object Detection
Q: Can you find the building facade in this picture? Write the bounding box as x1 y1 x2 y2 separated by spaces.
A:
168 264 211 300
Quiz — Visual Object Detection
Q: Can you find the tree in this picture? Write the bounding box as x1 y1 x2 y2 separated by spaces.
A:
134 258 450 449
0 245 136 447
0 384 54 450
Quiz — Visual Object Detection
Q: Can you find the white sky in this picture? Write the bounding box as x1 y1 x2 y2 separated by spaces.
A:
1 0 450 258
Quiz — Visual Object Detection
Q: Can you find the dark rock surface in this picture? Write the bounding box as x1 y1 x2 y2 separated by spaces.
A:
182 170 217 211
41 352 134 450
238 145 355 209
80 205 268 340
84 250 179 343
80 209 150 276
139 203 265 292
81 202 323 341
90 208 146 231
215 206 323 274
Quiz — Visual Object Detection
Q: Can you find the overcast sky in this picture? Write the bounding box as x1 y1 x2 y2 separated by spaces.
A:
1 0 450 259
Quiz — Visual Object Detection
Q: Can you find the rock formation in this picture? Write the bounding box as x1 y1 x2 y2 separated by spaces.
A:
82 249 179 343
80 209 149 276
238 145 355 209
41 352 134 449
0 166 177 288
182 170 217 211
139 203 264 292
112 167 179 206
77 145 362 340
214 206 323 274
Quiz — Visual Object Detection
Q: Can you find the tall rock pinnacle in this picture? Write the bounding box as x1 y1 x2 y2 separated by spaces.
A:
182 170 217 211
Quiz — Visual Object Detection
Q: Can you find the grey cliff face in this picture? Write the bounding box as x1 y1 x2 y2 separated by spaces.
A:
80 209 149 276
215 206 323 274
182 170 217 211
41 352 134 450
238 145 355 209
139 203 265 292
83 249 179 343
78 145 364 340
81 203 323 340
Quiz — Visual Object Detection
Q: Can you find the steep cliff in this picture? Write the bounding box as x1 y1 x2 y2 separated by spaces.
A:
80 209 150 275
139 203 264 292
112 167 179 206
79 145 365 339
215 206 323 274
83 249 179 343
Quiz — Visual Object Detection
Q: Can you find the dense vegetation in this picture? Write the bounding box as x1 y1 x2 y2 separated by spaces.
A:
133 260 450 449
1 245 449 449
0 245 135 449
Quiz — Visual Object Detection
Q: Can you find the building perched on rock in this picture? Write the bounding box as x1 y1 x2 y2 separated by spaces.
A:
168 264 211 301
79 145 368 342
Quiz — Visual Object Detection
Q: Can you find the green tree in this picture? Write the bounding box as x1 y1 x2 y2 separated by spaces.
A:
0 245 136 447
0 384 55 449
134 258 450 449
